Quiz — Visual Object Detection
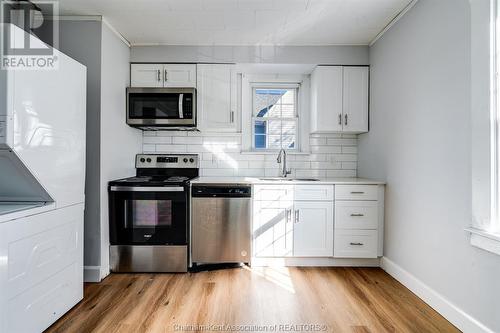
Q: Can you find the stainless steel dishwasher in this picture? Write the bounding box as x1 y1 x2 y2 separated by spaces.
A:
191 184 251 265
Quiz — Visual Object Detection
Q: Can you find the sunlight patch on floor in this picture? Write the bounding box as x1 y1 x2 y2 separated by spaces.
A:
244 265 296 294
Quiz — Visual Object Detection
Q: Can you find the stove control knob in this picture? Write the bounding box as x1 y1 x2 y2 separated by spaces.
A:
140 158 145 163
183 158 188 163
189 158 194 163
146 158 152 163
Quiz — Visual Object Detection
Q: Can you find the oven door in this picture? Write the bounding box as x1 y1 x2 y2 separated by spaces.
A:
126 87 196 126
109 186 187 245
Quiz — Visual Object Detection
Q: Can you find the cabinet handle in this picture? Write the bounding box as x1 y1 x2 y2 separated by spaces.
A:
345 114 348 125
338 113 342 125
286 209 291 223
157 69 161 82
350 213 364 217
294 209 299 223
230 111 234 123
164 70 168 82
351 191 365 194
350 242 364 246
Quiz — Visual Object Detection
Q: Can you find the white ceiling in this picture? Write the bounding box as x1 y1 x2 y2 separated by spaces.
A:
56 0 413 46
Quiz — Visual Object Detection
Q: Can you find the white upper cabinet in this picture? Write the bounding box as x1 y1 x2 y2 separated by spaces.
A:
310 66 369 134
310 66 343 133
343 67 369 133
130 64 163 87
197 64 237 132
163 64 196 87
130 64 196 88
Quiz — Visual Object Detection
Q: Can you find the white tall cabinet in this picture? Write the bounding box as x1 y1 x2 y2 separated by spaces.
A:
196 64 238 132
310 66 369 134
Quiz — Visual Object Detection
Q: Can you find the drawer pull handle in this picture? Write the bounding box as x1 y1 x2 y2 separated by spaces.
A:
350 213 364 217
350 242 364 246
351 191 365 194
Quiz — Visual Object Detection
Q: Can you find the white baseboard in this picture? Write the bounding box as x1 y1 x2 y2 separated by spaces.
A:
380 257 494 333
251 257 380 267
84 266 102 283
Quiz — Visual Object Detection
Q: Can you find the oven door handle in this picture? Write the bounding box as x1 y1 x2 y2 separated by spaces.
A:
110 186 184 192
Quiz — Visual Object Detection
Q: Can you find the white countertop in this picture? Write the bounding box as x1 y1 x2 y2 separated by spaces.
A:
0 202 55 223
190 177 385 185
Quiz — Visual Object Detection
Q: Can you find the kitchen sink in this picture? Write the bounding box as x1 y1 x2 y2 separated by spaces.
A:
259 177 320 181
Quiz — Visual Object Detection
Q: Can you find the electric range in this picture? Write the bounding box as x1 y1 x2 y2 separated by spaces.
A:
108 154 199 273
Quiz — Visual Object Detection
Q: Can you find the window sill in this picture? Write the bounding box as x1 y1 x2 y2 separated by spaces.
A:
465 227 500 256
240 151 310 155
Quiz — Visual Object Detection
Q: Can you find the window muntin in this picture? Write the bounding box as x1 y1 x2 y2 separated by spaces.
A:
252 87 298 150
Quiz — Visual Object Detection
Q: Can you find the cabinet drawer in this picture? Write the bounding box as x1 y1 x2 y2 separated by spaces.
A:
335 185 378 200
294 185 334 201
335 201 378 229
334 229 378 258
254 185 293 201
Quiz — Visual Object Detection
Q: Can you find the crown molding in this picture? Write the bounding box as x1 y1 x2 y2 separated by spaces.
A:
369 0 419 47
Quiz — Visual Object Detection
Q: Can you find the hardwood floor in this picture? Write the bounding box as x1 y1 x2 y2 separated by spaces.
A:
45 267 459 333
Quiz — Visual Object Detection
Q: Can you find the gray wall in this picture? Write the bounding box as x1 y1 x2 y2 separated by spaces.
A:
55 21 103 268
130 45 369 65
358 0 500 331
99 24 141 277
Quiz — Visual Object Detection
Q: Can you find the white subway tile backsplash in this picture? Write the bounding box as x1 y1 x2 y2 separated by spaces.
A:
143 144 156 152
327 138 357 146
342 146 358 154
332 154 357 162
172 136 203 144
143 136 172 144
341 162 357 170
310 161 341 169
311 145 342 154
156 144 187 152
143 131 358 178
326 169 357 178
309 137 327 145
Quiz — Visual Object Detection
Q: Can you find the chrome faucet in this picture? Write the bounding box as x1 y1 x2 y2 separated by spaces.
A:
277 149 292 178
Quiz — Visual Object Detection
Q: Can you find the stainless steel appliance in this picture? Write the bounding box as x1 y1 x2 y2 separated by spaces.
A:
191 184 252 265
126 87 196 129
108 154 199 272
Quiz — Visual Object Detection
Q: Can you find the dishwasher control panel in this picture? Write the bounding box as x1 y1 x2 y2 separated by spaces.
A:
191 185 251 198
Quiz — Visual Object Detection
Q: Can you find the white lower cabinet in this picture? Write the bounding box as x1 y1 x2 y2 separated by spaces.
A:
253 185 334 258
253 184 384 261
293 201 333 257
333 185 383 259
334 229 378 258
253 200 293 257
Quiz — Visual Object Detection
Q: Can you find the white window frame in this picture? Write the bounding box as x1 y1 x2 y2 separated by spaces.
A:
467 0 500 255
251 83 300 152
240 73 310 154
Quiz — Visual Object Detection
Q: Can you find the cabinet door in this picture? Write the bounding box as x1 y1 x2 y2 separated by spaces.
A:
310 66 343 133
197 64 237 132
130 64 163 87
342 67 369 133
293 201 333 257
163 64 196 88
253 201 293 257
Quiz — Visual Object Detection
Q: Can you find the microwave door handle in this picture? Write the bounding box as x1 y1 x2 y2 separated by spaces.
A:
178 93 184 119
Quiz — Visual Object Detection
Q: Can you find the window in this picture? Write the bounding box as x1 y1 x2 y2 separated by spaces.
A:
252 86 298 151
492 0 500 234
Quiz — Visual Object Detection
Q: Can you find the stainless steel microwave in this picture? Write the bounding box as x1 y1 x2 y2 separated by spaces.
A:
126 87 196 129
